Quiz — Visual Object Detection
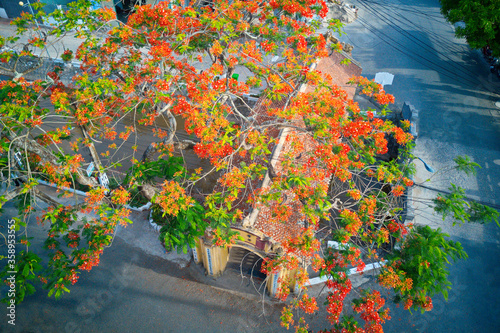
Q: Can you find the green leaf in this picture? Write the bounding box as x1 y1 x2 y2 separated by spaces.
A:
26 283 35 295
22 264 29 277
454 155 480 176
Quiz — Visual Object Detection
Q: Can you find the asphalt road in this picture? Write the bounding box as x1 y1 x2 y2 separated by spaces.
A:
0 199 291 333
2 1 500 332
341 0 500 331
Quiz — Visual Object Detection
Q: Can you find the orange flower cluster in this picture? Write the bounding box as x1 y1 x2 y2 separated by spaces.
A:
391 185 405 197
386 219 409 237
421 296 433 311
269 0 328 18
378 267 413 292
392 127 413 145
403 177 414 186
373 132 388 154
84 188 107 212
154 180 194 217
343 120 372 138
111 187 130 205
340 209 363 236
275 277 292 301
325 277 352 324
113 207 132 227
374 91 395 105
77 250 103 271
149 41 172 60
65 269 79 285
95 7 116 21
298 294 319 314
282 228 321 258
280 305 294 329
352 290 390 333
348 189 362 200
349 76 380 96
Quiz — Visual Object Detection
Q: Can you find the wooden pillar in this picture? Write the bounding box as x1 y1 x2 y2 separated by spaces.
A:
192 238 203 264
197 238 229 277
267 268 297 297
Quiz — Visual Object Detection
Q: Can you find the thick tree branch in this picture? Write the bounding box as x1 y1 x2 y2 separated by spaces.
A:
7 134 99 187
33 187 60 207
0 186 24 202
139 183 158 201
142 106 182 162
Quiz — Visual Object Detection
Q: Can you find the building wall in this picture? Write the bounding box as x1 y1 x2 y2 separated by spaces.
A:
194 228 299 297
200 240 229 277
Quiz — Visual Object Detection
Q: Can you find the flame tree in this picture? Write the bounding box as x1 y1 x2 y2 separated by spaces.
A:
0 1 496 332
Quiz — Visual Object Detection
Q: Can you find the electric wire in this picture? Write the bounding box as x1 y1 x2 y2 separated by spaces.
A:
360 0 465 55
415 183 500 210
358 0 481 81
355 1 479 85
389 0 465 51
361 0 446 21
352 12 481 86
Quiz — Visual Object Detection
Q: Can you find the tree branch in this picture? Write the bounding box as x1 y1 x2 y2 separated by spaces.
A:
7 134 99 187
33 187 60 207
0 186 24 202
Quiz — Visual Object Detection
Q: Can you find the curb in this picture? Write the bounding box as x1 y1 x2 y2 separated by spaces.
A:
307 261 386 286
125 201 151 212
401 101 419 224
38 179 152 213
210 285 276 304
307 240 387 286
148 209 161 233
401 102 419 139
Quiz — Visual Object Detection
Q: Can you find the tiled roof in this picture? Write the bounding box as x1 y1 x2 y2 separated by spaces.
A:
314 51 362 100
250 52 362 243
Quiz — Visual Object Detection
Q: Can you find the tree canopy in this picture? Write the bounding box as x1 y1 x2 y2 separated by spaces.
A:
0 1 497 332
440 0 500 57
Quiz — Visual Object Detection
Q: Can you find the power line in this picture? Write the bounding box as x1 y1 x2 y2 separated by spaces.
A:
360 0 463 54
362 0 445 21
358 0 481 82
381 0 465 53
415 183 500 210
352 12 480 86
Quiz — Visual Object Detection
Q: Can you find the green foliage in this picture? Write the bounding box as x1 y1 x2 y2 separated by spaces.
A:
127 187 150 208
453 155 480 176
433 184 499 226
331 315 364 332
389 226 467 310
433 184 470 224
0 251 43 304
125 156 184 185
468 201 500 226
440 0 500 57
45 0 107 37
152 202 208 253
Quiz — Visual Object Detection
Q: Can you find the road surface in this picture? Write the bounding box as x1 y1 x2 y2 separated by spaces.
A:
0 198 291 333
341 0 500 331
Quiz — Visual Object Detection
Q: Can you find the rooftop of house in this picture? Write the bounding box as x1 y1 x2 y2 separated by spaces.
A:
247 50 362 244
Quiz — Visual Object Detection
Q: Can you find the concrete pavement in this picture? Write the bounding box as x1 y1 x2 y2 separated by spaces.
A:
2 1 500 331
0 189 292 333
340 0 500 331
